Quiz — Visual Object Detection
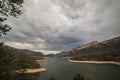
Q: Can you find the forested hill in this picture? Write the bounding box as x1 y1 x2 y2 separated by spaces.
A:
0 43 42 80
56 36 120 57
1 44 44 57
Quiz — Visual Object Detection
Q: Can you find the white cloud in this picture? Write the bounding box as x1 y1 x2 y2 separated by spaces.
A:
5 41 34 49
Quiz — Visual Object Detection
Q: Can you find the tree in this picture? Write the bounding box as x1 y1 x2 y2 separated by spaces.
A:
73 74 85 80
49 77 56 80
0 42 4 47
0 0 24 36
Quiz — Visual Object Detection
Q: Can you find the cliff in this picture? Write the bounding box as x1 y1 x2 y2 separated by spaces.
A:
56 36 120 57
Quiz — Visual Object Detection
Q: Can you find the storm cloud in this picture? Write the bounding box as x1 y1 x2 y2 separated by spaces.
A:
1 0 120 54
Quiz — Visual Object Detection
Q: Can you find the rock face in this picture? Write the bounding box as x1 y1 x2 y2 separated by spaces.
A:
56 36 120 57
78 41 102 50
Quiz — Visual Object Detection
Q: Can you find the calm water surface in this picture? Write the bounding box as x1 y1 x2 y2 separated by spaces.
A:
18 57 120 80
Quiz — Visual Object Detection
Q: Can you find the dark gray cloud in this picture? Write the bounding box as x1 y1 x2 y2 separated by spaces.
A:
44 36 84 51
1 0 120 54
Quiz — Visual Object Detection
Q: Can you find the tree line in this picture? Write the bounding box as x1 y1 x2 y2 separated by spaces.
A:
71 50 120 62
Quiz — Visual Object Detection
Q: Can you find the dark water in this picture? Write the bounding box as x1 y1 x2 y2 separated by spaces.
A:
18 57 120 80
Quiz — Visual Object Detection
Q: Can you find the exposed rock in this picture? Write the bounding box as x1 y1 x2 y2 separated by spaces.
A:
78 41 102 50
56 36 120 57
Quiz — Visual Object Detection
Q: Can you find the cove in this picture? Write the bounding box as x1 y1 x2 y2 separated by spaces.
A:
17 57 120 80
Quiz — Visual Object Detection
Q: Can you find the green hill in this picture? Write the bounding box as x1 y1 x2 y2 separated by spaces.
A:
0 43 42 80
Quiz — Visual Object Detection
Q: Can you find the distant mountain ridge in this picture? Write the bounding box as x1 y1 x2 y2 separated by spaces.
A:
56 36 120 57
44 54 55 57
0 44 44 56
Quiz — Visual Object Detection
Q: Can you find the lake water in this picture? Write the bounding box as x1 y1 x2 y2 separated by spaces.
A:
17 57 120 80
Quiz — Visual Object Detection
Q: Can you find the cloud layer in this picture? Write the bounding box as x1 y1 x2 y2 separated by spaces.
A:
1 0 120 54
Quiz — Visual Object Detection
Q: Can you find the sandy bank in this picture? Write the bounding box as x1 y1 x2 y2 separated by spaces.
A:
62 57 74 59
69 60 120 65
16 68 46 73
36 60 45 62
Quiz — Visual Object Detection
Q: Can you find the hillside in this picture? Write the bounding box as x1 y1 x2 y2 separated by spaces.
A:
56 36 120 57
71 50 120 62
2 45 44 57
0 43 42 80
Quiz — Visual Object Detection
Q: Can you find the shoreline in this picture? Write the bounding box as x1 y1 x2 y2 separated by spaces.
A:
16 68 46 73
69 60 120 65
36 60 45 62
62 57 74 59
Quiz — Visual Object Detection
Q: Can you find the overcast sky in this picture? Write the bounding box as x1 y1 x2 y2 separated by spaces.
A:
1 0 120 54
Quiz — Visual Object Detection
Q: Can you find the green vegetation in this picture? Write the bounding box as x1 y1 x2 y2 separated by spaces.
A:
0 46 41 80
49 77 56 80
32 56 44 61
48 74 86 80
73 74 85 80
0 0 24 36
71 50 120 62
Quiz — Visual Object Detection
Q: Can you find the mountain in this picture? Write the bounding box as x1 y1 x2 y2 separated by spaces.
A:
0 44 44 57
44 54 55 57
56 36 120 57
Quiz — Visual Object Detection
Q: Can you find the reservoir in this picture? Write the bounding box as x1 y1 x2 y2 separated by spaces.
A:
17 57 120 80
